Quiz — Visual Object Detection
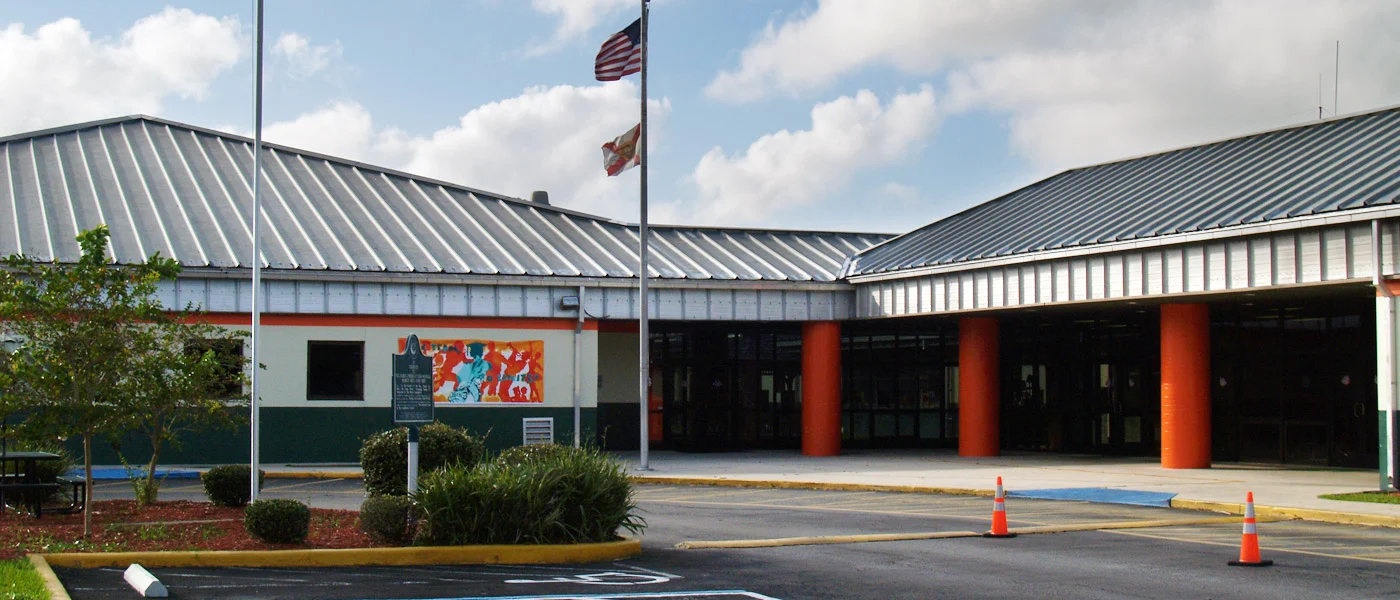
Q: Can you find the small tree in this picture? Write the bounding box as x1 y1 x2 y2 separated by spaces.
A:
0 226 179 536
117 322 249 504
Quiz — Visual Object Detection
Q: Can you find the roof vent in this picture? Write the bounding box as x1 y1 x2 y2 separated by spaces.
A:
530 190 550 206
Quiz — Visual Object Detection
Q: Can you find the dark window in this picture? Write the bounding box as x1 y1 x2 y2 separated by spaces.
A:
307 341 364 400
186 338 245 398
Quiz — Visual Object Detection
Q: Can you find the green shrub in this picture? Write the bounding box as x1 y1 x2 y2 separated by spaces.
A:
201 465 265 507
360 495 418 544
360 422 486 496
494 443 569 468
244 499 310 544
414 446 644 546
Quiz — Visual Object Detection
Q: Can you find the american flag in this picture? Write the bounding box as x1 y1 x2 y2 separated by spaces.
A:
594 18 642 81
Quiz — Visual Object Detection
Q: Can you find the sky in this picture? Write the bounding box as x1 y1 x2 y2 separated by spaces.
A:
3 1 1400 235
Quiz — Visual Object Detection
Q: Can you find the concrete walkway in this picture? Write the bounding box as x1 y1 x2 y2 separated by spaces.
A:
614 449 1400 522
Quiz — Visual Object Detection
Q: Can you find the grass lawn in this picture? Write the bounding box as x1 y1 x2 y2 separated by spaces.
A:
0 558 49 600
1319 491 1400 505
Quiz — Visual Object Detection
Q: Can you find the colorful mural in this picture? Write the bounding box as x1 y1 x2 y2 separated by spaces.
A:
397 338 545 404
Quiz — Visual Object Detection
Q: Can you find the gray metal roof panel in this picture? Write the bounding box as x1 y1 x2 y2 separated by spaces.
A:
851 106 1400 275
2 115 888 282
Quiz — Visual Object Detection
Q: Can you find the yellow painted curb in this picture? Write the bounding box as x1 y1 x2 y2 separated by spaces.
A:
41 537 640 569
264 471 363 479
632 476 992 497
27 554 71 600
1171 498 1400 528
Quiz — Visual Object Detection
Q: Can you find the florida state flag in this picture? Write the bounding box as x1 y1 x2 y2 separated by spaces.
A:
601 123 641 176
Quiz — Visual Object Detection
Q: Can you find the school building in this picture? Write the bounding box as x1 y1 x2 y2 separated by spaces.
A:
2 107 1397 488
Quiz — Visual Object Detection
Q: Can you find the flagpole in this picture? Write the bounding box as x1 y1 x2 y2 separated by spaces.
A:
637 0 651 471
249 0 264 501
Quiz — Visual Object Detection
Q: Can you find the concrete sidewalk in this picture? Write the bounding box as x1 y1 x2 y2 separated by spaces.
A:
615 449 1400 524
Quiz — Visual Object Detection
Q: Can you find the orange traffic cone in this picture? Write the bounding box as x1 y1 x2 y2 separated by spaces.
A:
1228 491 1273 567
983 476 1017 538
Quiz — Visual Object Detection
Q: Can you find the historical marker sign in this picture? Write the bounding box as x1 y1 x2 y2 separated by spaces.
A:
393 334 435 424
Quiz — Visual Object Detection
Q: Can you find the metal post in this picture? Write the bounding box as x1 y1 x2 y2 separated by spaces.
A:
637 0 651 471
249 0 264 503
574 285 585 448
407 424 419 494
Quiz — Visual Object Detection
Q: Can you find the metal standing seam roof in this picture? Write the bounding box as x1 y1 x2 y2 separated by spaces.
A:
0 115 889 283
848 105 1400 277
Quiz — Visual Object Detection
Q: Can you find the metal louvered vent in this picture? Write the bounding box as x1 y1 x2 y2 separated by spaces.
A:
522 417 555 445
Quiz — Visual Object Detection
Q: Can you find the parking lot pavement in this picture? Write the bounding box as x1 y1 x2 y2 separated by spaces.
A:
91 476 368 510
53 484 1400 599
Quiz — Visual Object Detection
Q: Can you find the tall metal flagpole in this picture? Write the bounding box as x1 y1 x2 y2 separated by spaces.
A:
249 0 265 502
637 0 652 471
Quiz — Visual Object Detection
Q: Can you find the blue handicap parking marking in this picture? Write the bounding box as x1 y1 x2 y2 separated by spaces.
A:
369 592 782 600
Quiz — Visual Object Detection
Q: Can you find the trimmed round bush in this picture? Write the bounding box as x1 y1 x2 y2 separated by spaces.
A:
244 499 310 544
360 495 418 544
360 422 486 497
494 443 569 468
202 465 265 508
414 446 644 546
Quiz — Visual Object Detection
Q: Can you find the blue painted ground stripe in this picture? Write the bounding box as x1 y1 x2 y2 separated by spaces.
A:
67 467 200 480
359 590 780 600
1006 487 1177 507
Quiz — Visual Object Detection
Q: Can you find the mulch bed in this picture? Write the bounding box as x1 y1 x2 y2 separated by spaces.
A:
0 500 385 560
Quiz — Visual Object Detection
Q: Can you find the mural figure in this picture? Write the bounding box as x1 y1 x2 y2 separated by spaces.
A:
402 337 545 404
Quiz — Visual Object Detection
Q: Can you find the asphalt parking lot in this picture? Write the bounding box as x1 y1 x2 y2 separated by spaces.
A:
55 483 1400 599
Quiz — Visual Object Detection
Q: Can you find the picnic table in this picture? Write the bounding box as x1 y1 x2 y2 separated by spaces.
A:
0 450 84 517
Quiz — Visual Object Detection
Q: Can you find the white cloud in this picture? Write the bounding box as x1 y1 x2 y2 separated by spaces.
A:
882 183 919 206
527 0 635 55
272 32 342 79
260 82 669 221
663 85 937 227
0 7 244 135
709 0 1400 172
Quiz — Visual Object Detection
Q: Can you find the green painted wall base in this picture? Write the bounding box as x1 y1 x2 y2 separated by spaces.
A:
66 407 597 466
1383 410 1397 492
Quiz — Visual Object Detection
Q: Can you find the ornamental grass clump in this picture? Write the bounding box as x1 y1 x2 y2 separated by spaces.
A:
360 422 486 497
414 445 644 546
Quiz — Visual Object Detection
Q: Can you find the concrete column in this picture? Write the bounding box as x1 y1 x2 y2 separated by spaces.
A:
801 321 842 456
1160 303 1212 469
959 317 1000 457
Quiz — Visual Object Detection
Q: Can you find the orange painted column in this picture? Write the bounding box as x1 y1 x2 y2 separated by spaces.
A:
801 321 842 456
1161 303 1212 469
959 317 1000 457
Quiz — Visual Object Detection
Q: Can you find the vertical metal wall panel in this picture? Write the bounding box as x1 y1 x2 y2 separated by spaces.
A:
653 288 679 320
734 290 759 320
268 281 297 313
1298 230 1323 283
1250 238 1273 286
208 279 238 312
237 281 254 313
470 286 498 316
1018 266 1033 305
1184 245 1205 292
1385 221 1397 275
1070 259 1087 301
810 291 833 320
1107 256 1124 298
1165 248 1186 294
974 272 989 308
1274 234 1297 284
441 285 468 315
296 281 325 313
1087 258 1104 300
919 278 933 313
952 275 967 311
383 283 412 315
1324 227 1350 280
934 278 947 312
581 288 605 320
176 279 207 310
760 290 784 321
326 281 355 314
497 286 524 317
786 291 810 321
155 280 178 310
1125 253 1144 297
892 281 907 315
523 286 552 317
413 284 441 316
1145 252 1164 295
683 289 708 320
1227 241 1249 289
1204 243 1226 291
882 284 896 317
1005 270 1021 306
1035 264 1052 304
1050 262 1067 303
989 270 1004 307
1350 225 1373 279
834 291 853 319
355 283 383 315
710 289 734 320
